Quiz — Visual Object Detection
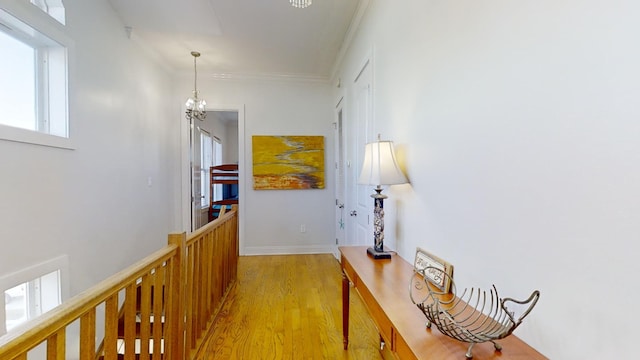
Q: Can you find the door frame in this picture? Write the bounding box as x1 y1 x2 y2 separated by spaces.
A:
181 103 246 254
191 123 204 231
345 53 375 248
333 96 346 258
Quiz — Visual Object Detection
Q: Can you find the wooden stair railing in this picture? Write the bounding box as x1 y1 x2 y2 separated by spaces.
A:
0 206 238 360
95 285 167 360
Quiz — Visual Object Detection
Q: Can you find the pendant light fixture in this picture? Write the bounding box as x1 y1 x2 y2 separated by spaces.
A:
185 51 207 121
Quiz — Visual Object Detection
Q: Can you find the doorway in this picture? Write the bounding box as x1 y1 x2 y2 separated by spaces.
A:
182 105 245 255
190 110 240 231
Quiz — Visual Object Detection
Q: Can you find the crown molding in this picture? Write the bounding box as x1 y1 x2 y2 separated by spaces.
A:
176 70 331 84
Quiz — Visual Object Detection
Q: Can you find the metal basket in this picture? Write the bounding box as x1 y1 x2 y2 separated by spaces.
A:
409 267 540 359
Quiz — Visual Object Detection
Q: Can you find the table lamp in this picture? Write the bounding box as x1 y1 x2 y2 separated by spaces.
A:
358 136 408 259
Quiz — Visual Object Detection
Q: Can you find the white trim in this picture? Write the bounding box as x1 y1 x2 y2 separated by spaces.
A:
0 124 74 149
180 109 190 233
191 71 330 84
335 95 344 109
333 95 346 259
243 245 335 256
0 255 70 336
181 104 246 255
353 48 373 83
0 1 74 148
330 0 372 83
0 0 66 38
237 106 246 256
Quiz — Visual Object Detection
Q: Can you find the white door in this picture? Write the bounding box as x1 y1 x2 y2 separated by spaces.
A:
347 60 374 247
191 122 203 231
334 102 346 256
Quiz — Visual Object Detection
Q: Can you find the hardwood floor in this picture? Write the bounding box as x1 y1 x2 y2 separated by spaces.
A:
195 254 384 360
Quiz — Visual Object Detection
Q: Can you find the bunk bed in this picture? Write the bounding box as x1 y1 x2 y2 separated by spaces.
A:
209 164 239 221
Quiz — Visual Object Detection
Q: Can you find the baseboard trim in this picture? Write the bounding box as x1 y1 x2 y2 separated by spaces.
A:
243 245 334 256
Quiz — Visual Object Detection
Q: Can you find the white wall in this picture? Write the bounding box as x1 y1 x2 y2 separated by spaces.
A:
224 119 239 164
200 111 238 161
336 1 640 358
176 76 335 255
0 0 179 302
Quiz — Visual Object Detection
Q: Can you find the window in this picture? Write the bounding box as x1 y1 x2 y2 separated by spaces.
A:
212 139 223 201
0 2 71 148
200 134 223 208
0 255 68 336
30 0 66 25
4 270 61 333
0 30 36 132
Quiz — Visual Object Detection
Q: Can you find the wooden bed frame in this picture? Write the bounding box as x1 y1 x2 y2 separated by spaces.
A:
209 164 239 221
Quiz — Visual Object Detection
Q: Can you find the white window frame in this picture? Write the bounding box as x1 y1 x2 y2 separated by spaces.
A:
0 0 73 149
200 131 213 209
0 255 69 336
30 0 66 25
212 138 223 202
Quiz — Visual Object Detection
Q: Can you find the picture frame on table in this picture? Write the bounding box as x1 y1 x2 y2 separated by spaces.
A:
413 247 454 293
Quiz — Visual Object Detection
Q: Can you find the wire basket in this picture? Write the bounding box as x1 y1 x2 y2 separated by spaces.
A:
409 266 540 359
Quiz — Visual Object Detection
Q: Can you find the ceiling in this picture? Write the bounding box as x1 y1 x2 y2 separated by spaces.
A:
108 0 361 79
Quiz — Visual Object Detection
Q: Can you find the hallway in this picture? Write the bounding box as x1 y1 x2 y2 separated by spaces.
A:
195 254 383 359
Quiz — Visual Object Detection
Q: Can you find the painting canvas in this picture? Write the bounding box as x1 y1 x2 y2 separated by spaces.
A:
252 135 325 190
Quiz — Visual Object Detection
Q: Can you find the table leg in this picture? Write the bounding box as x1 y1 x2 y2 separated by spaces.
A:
342 270 350 350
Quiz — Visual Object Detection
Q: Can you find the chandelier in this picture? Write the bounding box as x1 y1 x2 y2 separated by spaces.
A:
185 51 206 121
290 0 312 8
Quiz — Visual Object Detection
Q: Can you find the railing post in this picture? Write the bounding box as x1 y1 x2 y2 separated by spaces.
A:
168 232 187 360
46 329 65 360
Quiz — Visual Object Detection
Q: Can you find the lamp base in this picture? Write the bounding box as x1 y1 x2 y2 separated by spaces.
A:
367 247 391 260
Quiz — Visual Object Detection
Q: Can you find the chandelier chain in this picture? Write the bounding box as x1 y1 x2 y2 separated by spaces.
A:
192 51 199 97
185 51 206 121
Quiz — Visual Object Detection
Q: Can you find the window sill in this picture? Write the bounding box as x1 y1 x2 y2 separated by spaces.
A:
0 125 74 150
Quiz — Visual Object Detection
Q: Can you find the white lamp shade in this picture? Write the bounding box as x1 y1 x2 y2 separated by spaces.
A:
358 140 408 186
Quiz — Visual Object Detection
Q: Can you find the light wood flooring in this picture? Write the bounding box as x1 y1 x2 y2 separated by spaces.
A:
195 254 383 360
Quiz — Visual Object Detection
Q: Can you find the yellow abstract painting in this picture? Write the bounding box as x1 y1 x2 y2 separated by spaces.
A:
252 135 325 190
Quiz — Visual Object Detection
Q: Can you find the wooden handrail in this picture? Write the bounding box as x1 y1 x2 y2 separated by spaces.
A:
182 205 239 358
0 206 239 360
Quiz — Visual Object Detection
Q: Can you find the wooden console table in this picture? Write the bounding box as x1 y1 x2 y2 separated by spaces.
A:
339 246 546 359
